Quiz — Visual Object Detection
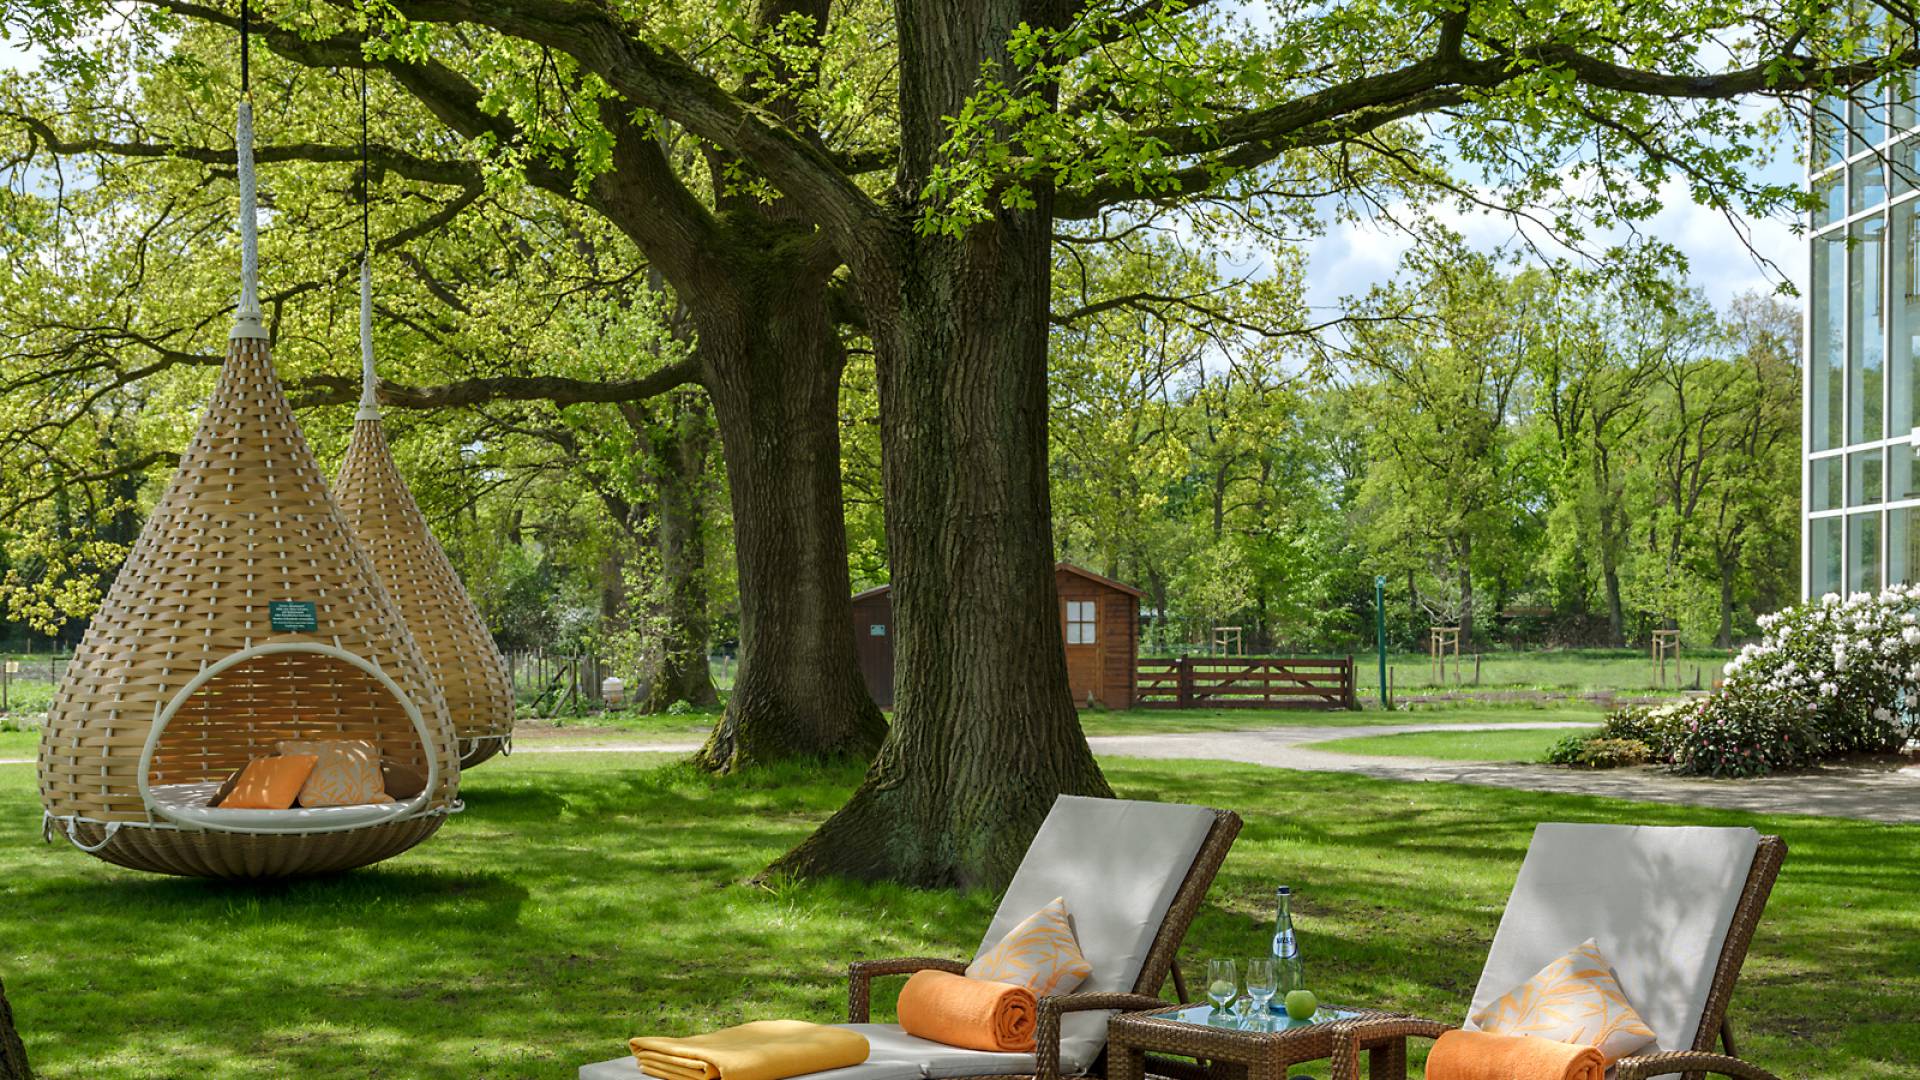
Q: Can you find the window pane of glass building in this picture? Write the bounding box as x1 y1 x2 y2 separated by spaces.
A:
1891 443 1920 503
1852 159 1886 213
1811 233 1845 452
1893 508 1920 585
1851 449 1885 505
1893 135 1920 194
1892 203 1920 433
1814 95 1846 169
1849 512 1883 592
1854 83 1890 153
1811 455 1843 510
1811 517 1844 597
1851 217 1887 444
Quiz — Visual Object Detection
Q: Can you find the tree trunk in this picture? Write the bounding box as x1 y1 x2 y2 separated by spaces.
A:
1457 533 1475 651
693 259 889 770
772 0 1109 888
1717 562 1737 649
631 396 722 713
0 973 28 1080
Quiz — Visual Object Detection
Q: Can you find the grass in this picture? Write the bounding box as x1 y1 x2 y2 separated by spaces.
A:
1375 646 1728 693
1077 702 1610 736
0 728 36 757
0 752 1913 1079
1304 726 1598 762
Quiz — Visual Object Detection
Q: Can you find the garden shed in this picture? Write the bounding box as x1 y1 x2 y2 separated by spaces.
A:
851 562 1141 709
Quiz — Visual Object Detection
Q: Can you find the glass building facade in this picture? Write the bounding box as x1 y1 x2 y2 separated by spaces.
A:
1807 84 1920 597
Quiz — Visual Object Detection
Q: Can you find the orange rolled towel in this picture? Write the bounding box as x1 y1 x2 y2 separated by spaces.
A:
1427 1030 1606 1080
896 970 1037 1053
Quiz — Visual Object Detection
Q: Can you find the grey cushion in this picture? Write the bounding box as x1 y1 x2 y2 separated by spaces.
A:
974 795 1217 1072
580 1052 923 1080
1466 823 1760 1053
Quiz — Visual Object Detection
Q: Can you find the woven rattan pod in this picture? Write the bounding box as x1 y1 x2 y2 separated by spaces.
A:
335 266 515 768
36 99 461 879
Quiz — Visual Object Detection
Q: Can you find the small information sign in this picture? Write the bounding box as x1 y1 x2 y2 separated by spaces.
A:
270 601 319 633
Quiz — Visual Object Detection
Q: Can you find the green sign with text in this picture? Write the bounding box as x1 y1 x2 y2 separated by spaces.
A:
270 601 318 633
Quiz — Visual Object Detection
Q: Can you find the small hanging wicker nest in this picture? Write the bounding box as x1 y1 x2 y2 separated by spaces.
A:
36 99 461 879
335 367 516 767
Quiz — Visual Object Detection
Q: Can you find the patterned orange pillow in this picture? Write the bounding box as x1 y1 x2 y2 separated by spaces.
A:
278 740 393 808
1470 938 1658 1063
966 896 1093 996
220 755 319 810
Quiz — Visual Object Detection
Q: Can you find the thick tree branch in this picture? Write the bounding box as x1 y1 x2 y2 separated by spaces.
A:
387 0 885 244
289 358 703 410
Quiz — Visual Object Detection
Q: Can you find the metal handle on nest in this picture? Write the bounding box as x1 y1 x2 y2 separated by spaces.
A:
46 812 122 853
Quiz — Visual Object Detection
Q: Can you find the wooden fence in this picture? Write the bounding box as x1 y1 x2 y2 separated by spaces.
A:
1136 656 1357 710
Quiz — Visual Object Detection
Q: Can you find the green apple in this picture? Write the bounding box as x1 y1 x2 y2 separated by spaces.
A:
1284 989 1318 1020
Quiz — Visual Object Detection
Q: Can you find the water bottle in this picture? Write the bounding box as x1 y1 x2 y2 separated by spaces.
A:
1270 885 1305 1009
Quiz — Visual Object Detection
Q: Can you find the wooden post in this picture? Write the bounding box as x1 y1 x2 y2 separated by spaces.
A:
1176 656 1195 709
1344 655 1359 710
0 971 30 1080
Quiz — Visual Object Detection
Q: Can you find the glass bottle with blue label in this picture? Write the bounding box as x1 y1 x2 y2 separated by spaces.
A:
1270 885 1304 1008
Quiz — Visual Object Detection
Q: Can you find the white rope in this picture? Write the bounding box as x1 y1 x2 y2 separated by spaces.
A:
357 251 380 420
233 99 266 340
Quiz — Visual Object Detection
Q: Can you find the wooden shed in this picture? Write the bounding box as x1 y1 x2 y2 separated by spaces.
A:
849 562 1141 709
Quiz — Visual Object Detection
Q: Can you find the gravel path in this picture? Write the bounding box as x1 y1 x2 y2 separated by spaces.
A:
1086 723 1920 824
8 720 1911 823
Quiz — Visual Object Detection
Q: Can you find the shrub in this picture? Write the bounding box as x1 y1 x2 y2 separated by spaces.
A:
1675 687 1823 779
1723 587 1920 758
1547 733 1651 769
1597 700 1697 763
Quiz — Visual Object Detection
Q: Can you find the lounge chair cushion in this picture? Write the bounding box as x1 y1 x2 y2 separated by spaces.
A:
578 1024 1031 1080
975 795 1217 1072
1467 823 1759 1053
149 781 418 831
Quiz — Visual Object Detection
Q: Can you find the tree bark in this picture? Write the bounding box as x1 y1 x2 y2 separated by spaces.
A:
0 973 28 1080
692 251 889 770
1717 563 1737 649
769 0 1111 890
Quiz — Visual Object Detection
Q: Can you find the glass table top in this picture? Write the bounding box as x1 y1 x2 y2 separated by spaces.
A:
1145 1002 1368 1032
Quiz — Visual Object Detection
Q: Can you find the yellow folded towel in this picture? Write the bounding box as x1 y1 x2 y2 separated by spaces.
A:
629 1019 869 1080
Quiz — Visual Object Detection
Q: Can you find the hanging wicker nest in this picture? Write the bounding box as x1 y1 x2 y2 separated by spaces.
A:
37 333 463 878
335 417 516 767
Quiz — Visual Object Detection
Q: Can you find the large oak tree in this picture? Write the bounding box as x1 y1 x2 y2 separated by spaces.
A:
4 0 1911 885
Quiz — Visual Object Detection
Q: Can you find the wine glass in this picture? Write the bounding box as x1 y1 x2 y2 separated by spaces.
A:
1244 957 1277 1023
1206 958 1238 1015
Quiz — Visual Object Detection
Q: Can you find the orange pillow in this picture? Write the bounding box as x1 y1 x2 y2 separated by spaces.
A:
209 764 248 807
278 740 393 807
219 755 319 810
965 896 1093 996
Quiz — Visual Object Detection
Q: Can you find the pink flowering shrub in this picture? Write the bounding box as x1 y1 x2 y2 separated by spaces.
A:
1674 689 1823 778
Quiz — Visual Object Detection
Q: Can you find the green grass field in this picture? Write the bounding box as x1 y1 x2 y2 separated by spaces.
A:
0 752 1912 1079
1077 702 1610 736
1375 646 1728 693
1304 726 1598 762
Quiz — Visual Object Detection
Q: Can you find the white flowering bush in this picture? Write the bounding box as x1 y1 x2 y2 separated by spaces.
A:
1551 588 1920 778
1722 586 1920 760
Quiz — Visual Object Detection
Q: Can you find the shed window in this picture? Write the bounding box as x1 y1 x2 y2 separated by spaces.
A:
1066 600 1097 644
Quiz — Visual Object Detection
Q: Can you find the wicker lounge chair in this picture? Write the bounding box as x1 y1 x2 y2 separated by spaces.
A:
581 795 1242 1080
1328 823 1787 1080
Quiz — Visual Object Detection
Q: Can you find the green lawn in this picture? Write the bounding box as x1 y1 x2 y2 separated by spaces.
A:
0 729 36 757
1304 726 1599 762
1374 646 1728 693
0 753 1912 1079
1078 702 1609 736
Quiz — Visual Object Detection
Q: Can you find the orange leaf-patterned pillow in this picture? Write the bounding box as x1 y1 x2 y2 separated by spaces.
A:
1470 938 1658 1064
278 740 393 808
966 897 1093 997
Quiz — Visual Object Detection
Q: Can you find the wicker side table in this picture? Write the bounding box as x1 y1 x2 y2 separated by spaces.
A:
1107 1003 1409 1080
